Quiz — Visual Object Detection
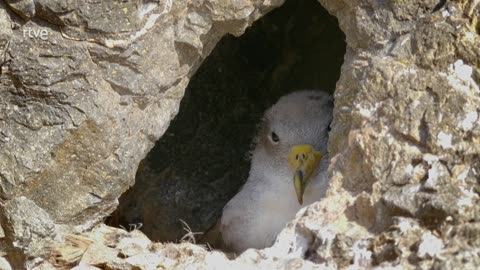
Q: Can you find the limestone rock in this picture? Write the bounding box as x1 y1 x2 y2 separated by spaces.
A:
117 230 151 257
0 0 284 268
125 253 162 270
0 0 479 269
79 243 121 267
0 196 55 261
4 0 35 19
48 224 334 270
71 265 101 270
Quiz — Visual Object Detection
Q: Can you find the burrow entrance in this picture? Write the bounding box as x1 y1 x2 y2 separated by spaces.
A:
107 0 346 245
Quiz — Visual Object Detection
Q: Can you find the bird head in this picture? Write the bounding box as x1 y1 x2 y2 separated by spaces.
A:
254 90 333 205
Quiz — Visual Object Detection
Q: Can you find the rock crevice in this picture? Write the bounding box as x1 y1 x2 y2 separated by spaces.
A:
0 0 479 269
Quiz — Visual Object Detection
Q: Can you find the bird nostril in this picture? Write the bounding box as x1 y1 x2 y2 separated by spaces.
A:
302 154 306 159
295 154 299 160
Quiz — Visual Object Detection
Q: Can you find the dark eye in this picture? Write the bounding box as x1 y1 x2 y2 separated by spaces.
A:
270 132 280 143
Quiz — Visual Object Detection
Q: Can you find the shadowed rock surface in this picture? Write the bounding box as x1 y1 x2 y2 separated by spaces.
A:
0 0 479 269
108 0 345 243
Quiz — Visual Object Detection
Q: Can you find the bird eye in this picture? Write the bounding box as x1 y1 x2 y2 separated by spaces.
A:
270 132 280 143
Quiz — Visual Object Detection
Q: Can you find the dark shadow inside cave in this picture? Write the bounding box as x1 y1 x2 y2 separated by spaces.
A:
107 0 346 243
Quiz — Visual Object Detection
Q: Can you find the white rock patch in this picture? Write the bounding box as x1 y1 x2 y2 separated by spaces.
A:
139 2 159 18
453 60 473 81
457 186 480 216
459 111 479 131
349 239 372 269
447 60 480 93
437 132 452 149
417 231 444 258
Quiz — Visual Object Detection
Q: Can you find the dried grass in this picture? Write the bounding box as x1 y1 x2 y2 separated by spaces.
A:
179 219 203 245
50 234 95 268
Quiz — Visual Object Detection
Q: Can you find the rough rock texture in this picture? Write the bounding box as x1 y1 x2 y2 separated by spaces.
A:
1 0 480 269
281 0 480 268
108 0 345 243
43 225 328 270
0 0 284 268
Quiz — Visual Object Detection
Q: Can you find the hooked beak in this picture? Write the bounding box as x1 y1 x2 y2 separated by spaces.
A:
288 144 323 205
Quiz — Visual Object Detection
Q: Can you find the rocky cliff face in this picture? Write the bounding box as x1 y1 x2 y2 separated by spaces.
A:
0 0 479 269
0 0 283 268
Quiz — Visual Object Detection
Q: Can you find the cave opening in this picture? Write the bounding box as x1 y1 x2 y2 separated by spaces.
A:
107 0 346 246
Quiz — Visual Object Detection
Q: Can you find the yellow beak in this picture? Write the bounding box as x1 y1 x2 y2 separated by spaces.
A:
288 144 323 205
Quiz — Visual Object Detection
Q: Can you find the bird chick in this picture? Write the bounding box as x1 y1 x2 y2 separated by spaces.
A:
220 90 333 253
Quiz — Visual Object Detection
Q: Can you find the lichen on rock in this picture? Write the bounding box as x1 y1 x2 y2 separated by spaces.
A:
0 0 479 269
